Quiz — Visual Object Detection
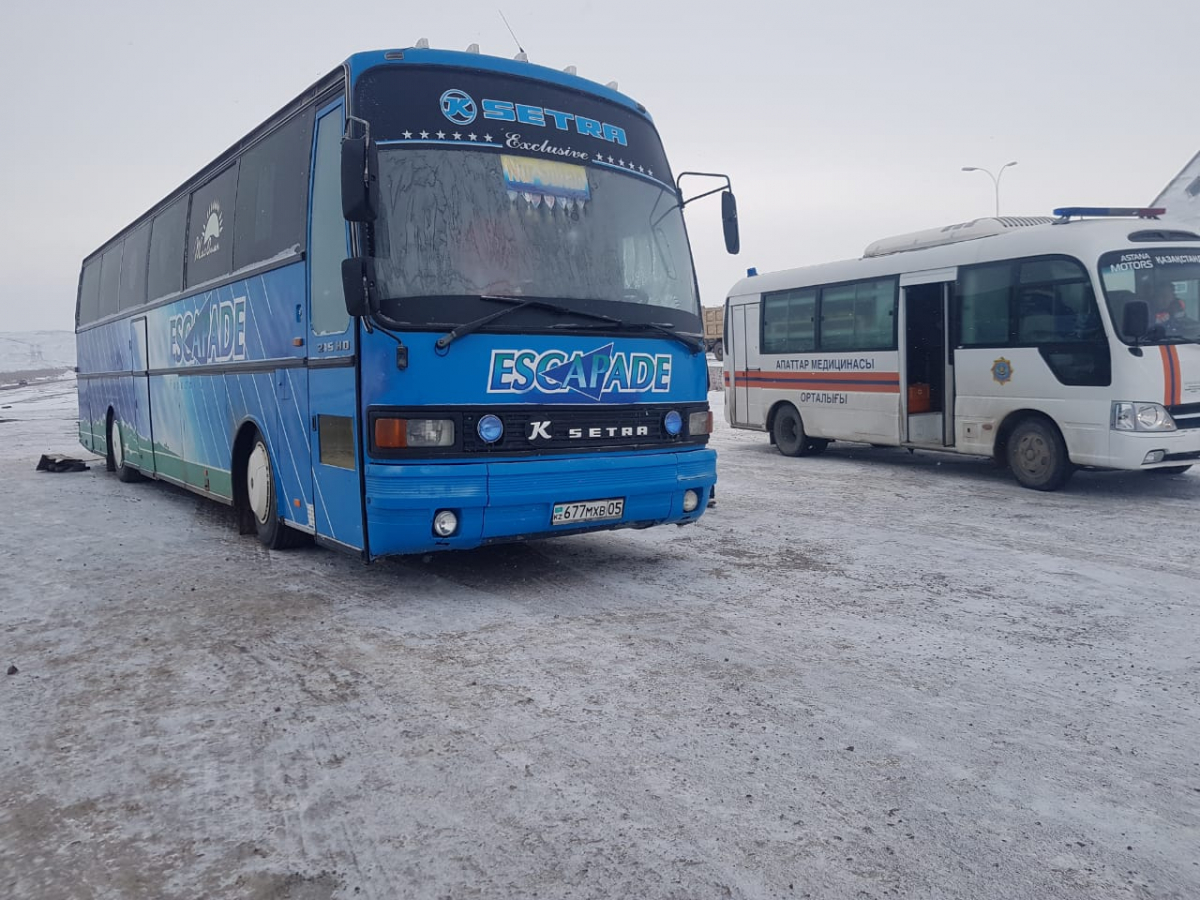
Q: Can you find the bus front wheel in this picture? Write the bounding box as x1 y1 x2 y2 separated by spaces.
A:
1006 417 1073 491
773 405 819 458
246 433 306 550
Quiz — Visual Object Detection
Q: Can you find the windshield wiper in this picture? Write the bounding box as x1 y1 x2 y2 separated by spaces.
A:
551 320 705 353
435 295 622 350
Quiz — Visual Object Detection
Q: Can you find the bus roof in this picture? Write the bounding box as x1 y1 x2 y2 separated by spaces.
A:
81 45 651 268
729 216 1200 298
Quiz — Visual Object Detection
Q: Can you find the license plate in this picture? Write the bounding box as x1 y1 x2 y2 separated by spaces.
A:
551 497 625 526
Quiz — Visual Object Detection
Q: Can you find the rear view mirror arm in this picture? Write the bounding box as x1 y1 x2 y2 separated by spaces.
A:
676 172 732 208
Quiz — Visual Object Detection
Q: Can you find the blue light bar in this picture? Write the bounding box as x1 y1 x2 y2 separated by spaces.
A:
1053 207 1165 219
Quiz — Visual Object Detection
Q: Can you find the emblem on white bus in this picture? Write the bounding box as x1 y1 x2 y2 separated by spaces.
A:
992 357 1014 385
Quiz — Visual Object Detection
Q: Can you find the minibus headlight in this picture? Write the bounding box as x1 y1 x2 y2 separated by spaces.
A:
682 489 700 513
688 410 713 435
1111 402 1176 432
375 417 456 448
663 410 683 436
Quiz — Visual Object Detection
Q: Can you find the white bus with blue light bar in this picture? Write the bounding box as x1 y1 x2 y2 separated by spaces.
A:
722 207 1200 490
74 43 740 558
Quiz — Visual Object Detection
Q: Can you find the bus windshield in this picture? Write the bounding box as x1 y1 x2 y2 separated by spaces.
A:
372 148 700 322
1099 247 1200 343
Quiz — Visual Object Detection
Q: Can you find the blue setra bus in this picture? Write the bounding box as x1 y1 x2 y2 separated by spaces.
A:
75 45 738 559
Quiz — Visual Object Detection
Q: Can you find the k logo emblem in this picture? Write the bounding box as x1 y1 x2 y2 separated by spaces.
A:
440 89 477 125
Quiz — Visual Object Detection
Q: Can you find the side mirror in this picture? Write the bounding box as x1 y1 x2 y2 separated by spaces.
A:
721 191 740 255
341 130 379 222
341 257 379 317
1122 299 1149 339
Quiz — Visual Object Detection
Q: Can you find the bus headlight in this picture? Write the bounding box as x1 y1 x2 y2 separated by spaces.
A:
688 410 713 435
1111 402 1176 432
477 414 504 444
664 410 683 436
682 489 700 513
375 417 456 448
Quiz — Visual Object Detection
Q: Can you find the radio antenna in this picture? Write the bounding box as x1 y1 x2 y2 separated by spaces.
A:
498 10 526 56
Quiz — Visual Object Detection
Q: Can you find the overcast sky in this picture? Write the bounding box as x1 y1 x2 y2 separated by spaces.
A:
0 0 1195 332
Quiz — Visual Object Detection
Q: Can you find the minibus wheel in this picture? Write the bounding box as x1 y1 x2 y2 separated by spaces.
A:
1006 417 1073 491
773 405 816 457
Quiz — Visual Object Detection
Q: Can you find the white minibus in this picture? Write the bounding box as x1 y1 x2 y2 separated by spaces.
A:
723 209 1200 489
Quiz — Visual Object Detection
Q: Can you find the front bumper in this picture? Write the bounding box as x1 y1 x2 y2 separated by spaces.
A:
364 448 717 557
1107 427 1200 469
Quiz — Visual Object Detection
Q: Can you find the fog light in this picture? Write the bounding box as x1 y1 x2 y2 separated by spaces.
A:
432 509 459 537
477 414 504 444
682 489 700 513
1143 450 1166 464
664 410 683 436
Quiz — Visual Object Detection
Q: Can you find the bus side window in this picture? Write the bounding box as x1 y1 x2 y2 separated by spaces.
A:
78 259 102 327
958 263 1013 346
97 242 124 321
762 288 815 353
1015 258 1097 344
147 198 188 303
234 108 314 271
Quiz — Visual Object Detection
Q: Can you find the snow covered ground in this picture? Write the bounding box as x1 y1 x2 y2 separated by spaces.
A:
2 375 1198 900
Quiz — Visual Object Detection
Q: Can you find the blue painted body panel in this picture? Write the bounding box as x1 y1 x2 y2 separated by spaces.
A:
78 263 314 533
365 449 715 557
357 325 715 558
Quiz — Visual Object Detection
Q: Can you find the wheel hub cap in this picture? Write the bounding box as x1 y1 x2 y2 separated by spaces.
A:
247 444 271 525
1016 435 1049 477
111 421 123 469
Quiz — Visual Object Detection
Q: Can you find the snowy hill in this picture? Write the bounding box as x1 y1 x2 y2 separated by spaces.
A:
0 331 76 374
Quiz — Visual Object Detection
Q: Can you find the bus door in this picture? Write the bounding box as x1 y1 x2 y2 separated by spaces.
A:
129 316 156 473
729 301 762 426
900 268 956 446
305 101 364 552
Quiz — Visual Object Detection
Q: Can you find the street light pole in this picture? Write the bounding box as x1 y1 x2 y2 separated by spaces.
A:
961 161 1018 216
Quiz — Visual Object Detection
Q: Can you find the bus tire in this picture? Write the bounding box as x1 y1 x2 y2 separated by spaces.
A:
245 431 306 550
773 405 816 458
107 412 143 483
1149 465 1192 475
1006 417 1073 491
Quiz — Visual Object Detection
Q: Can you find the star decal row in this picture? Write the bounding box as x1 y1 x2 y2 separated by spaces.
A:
594 152 651 175
400 130 495 142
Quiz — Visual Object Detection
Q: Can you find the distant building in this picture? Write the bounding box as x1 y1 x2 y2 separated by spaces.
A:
1152 150 1200 227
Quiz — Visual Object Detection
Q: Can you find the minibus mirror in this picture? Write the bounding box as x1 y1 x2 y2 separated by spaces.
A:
341 131 379 222
1122 299 1150 339
341 257 379 317
721 191 740 255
